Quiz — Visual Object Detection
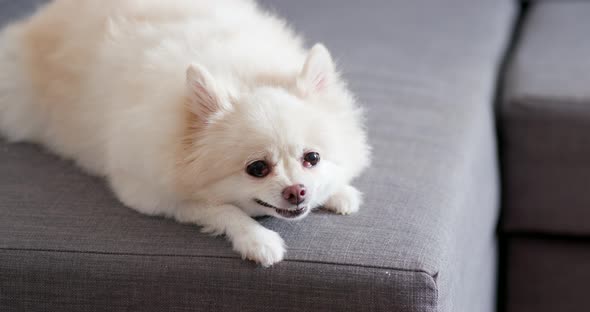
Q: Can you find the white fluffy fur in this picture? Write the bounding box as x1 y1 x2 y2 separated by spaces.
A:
0 0 370 266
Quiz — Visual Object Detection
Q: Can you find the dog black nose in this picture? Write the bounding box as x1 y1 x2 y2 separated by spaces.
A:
282 184 306 205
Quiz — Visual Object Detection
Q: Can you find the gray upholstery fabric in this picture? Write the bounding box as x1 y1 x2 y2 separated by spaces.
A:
506 237 590 312
0 0 516 311
0 0 45 27
0 249 437 312
501 2 590 235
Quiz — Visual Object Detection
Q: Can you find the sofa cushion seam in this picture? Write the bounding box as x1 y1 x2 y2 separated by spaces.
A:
0 246 438 277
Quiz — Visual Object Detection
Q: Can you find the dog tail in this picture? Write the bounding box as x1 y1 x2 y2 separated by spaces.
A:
0 23 43 143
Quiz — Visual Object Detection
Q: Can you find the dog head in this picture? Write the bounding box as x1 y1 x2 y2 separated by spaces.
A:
178 44 370 220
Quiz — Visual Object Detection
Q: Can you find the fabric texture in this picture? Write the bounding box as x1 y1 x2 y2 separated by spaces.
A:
0 0 45 28
506 237 590 312
0 0 515 311
501 2 590 236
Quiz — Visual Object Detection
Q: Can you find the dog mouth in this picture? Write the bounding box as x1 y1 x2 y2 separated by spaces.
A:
254 198 307 218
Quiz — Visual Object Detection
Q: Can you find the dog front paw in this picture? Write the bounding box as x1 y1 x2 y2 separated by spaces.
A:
323 185 362 215
232 226 285 267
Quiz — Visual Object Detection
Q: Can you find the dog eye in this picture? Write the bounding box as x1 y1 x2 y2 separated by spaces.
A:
303 152 320 168
246 160 270 178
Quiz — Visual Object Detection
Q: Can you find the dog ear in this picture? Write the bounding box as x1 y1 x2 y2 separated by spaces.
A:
297 43 335 95
186 64 227 120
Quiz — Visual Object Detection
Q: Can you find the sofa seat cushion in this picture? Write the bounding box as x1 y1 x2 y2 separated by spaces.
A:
501 2 590 236
506 237 590 312
0 0 516 311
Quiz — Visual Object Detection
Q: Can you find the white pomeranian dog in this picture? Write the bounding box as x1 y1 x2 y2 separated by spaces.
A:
0 0 370 266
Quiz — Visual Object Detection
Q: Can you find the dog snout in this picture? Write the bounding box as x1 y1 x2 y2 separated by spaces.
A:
282 184 306 205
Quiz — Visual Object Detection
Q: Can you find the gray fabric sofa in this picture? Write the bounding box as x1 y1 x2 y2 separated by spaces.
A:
0 1 587 312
